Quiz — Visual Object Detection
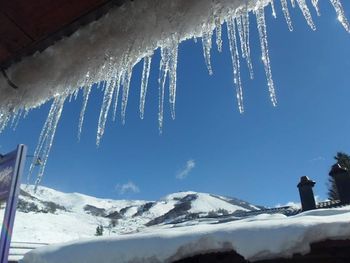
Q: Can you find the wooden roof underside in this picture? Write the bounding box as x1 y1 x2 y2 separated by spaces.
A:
0 0 127 69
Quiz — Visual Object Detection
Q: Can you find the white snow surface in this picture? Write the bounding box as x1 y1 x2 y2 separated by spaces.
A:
1 186 255 245
21 206 350 263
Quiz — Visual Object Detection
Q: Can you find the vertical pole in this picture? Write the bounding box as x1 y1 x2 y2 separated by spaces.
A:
0 145 27 263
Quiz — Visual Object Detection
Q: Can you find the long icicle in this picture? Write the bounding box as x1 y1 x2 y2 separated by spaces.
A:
202 28 214 75
158 46 170 134
271 0 277 18
236 16 246 59
78 85 91 140
121 66 133 125
111 73 122 122
227 18 244 113
256 6 277 106
215 17 223 53
139 56 152 119
296 0 316 30
12 108 23 131
0 111 10 134
330 0 350 32
97 75 117 146
290 0 296 8
281 0 294 31
242 10 254 79
237 13 254 79
168 40 179 120
29 94 66 191
311 0 320 16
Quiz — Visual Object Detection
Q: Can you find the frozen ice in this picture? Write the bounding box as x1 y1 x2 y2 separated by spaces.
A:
256 6 277 106
296 0 316 31
0 0 347 184
330 0 350 32
139 56 152 120
28 94 67 190
227 18 244 113
311 0 321 16
281 0 294 31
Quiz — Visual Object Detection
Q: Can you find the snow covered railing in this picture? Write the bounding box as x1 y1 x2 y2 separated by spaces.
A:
8 242 49 262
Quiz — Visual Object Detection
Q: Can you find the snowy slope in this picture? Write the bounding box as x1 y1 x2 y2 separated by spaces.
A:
1 185 259 245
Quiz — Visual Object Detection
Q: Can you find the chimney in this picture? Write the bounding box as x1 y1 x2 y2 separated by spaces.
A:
297 176 316 211
329 164 350 204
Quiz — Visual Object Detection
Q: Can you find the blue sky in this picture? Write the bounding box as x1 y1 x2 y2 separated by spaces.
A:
1 1 350 207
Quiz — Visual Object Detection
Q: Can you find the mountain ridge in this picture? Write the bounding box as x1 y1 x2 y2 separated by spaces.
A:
1 185 263 244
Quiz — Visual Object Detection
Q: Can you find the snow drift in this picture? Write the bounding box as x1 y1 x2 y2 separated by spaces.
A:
21 206 350 263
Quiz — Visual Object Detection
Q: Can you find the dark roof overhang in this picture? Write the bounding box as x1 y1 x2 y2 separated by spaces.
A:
0 0 128 69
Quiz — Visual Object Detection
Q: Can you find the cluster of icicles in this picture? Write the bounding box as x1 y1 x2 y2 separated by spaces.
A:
0 0 349 188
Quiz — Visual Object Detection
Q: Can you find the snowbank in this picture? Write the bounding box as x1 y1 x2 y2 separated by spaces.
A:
21 206 350 263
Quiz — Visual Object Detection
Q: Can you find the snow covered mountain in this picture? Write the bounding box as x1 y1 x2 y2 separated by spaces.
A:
6 185 261 244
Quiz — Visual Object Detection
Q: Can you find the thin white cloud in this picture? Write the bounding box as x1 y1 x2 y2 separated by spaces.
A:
275 201 301 209
176 159 195 180
308 156 325 163
275 196 325 209
115 181 140 195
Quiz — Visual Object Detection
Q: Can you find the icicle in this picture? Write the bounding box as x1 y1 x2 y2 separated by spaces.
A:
9 110 20 129
290 0 296 8
237 13 254 79
23 109 30 119
158 46 170 134
68 93 74 103
227 18 244 113
256 6 277 106
28 94 67 190
157 37 179 131
67 88 79 103
0 111 10 134
112 72 122 122
78 86 91 140
236 16 246 58
168 42 179 120
330 0 350 33
73 88 80 101
97 77 117 146
281 0 294 31
139 56 152 119
202 29 213 75
121 66 133 125
311 0 320 16
242 11 254 79
271 0 277 18
296 0 316 30
215 17 223 53
11 109 23 131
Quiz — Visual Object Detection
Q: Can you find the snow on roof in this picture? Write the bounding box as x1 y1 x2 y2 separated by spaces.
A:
21 206 350 263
